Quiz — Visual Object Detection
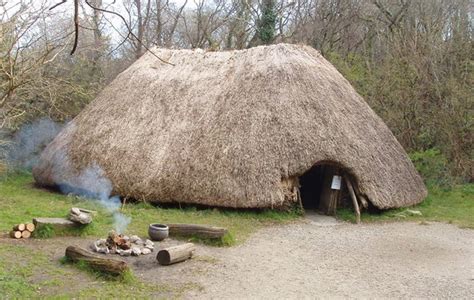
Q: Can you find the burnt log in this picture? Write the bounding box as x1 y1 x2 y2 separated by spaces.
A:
65 246 129 275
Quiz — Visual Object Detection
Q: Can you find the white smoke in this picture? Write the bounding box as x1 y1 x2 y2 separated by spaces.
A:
6 119 131 233
57 163 131 234
7 118 63 170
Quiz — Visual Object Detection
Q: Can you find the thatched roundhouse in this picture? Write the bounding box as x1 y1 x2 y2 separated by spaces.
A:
33 44 426 210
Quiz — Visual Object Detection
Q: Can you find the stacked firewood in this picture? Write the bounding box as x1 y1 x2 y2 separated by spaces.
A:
10 223 35 239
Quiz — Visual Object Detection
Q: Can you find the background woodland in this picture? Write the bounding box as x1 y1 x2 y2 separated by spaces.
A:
1 0 472 183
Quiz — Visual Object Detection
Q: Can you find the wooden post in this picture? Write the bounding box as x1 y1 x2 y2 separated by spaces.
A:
318 166 340 215
157 243 195 265
344 177 361 224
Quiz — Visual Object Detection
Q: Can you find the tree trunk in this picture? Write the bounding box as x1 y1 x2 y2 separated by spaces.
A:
33 218 77 231
65 246 129 275
157 243 195 265
167 224 228 239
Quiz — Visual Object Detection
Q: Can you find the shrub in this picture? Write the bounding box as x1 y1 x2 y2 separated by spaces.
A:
410 148 454 187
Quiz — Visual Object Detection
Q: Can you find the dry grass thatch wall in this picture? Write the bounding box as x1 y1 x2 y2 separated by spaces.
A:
33 44 427 209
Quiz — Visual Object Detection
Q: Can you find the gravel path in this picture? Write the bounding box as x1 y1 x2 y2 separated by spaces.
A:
183 218 474 299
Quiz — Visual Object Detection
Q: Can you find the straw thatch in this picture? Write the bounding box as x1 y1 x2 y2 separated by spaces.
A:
33 44 426 209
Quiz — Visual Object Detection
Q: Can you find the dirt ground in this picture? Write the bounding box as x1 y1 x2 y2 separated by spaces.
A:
3 216 474 298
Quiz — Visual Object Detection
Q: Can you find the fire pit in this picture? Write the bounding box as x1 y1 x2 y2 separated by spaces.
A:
92 230 154 256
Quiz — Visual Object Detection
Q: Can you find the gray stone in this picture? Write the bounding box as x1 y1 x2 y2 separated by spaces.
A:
144 239 154 250
117 249 132 256
131 246 141 256
141 248 152 255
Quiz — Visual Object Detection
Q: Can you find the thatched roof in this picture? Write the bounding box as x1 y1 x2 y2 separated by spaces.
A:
33 44 426 209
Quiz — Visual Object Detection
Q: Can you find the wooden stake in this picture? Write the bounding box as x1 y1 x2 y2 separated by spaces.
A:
21 230 31 239
344 177 361 224
13 224 26 231
157 243 195 266
10 231 22 239
359 195 369 209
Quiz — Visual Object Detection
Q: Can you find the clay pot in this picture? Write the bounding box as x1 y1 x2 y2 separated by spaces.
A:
148 224 169 241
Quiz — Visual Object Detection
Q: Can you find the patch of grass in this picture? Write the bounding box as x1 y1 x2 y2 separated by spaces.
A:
337 184 474 228
63 258 136 283
33 224 55 238
0 243 198 298
0 173 299 245
0 244 58 298
175 231 236 247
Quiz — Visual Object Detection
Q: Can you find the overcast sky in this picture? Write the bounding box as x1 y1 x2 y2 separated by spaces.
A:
1 0 198 47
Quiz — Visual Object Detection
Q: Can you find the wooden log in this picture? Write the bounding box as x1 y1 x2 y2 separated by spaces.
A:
13 224 26 231
33 217 77 231
65 246 129 275
21 230 31 239
167 224 227 239
10 231 22 239
25 223 35 232
69 208 92 225
344 177 361 224
76 208 97 216
157 243 195 266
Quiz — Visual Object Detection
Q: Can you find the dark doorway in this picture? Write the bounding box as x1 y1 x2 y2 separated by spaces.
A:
299 163 341 214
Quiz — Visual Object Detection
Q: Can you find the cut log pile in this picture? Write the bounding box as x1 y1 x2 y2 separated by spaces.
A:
10 223 35 239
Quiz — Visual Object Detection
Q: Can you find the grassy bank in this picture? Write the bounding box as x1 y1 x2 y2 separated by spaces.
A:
338 184 474 228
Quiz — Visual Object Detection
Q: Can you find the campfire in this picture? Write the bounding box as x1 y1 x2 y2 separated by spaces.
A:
92 230 154 256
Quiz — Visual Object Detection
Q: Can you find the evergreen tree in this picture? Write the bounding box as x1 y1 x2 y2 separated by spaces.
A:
257 0 276 45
